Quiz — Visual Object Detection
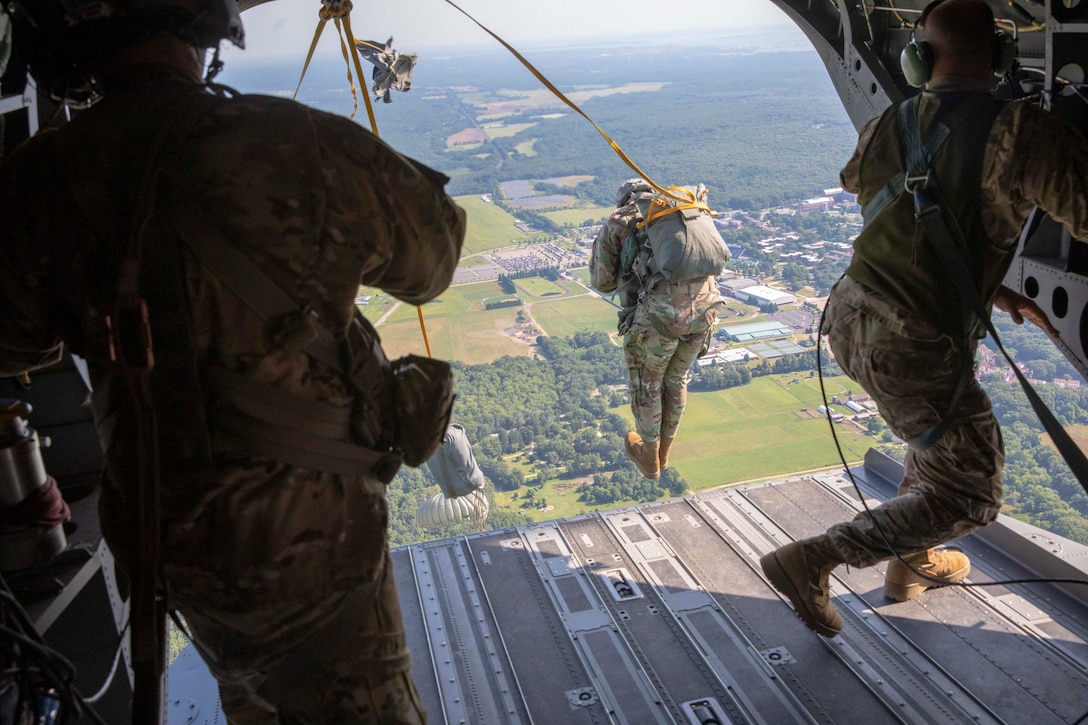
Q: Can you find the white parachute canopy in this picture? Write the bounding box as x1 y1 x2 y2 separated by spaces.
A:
416 424 490 531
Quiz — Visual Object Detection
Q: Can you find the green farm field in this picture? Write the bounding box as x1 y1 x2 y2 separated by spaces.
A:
376 308 531 363
457 280 507 302
541 206 613 226
610 374 872 490
502 373 876 524
454 195 540 254
514 140 537 156
516 277 566 297
531 294 620 338
484 122 537 139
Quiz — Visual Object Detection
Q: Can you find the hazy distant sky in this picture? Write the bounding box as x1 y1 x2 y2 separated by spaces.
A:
225 0 796 60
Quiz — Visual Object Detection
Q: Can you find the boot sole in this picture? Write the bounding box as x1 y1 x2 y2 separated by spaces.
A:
884 563 971 602
760 551 843 638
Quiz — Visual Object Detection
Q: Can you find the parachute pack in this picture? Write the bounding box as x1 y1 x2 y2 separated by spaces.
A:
615 184 730 333
425 424 486 499
632 184 731 285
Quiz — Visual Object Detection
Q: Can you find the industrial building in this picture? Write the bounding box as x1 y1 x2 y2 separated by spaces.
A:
718 320 793 343
733 285 797 307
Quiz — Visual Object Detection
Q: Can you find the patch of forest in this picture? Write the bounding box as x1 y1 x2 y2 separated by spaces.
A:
385 331 692 546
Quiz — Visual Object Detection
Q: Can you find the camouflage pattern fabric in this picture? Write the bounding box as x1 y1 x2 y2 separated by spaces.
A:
822 277 1003 567
194 541 425 724
589 202 636 298
0 68 465 722
823 83 1088 569
842 84 1088 328
624 277 721 441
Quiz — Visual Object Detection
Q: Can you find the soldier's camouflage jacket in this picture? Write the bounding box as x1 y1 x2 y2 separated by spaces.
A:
843 83 1088 328
0 66 465 674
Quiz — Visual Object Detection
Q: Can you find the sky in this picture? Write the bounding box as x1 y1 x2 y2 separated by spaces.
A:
223 0 796 61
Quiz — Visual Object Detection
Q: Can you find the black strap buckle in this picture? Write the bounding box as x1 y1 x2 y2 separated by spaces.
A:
904 170 930 194
107 298 155 371
272 306 321 352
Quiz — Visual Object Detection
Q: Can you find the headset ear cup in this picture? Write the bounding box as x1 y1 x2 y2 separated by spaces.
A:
992 30 1017 75
900 40 933 88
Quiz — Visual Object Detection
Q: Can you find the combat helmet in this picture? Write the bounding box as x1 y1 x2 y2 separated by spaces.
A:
9 0 244 105
615 178 652 208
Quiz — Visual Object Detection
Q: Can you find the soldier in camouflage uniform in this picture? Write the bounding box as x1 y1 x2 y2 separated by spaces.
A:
0 2 465 722
760 0 1088 638
591 179 723 480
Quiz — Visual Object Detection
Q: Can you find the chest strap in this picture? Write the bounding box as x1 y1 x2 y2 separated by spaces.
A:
862 95 986 226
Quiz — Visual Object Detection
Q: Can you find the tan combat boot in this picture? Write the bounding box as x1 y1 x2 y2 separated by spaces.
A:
760 536 845 637
884 548 971 602
658 434 675 470
624 432 660 479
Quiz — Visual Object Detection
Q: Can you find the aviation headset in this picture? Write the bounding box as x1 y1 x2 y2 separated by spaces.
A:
899 0 1017 88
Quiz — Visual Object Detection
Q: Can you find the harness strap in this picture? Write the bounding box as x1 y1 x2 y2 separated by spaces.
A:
914 196 1088 485
863 95 988 225
205 367 351 439
169 211 343 371
215 414 401 483
885 95 993 452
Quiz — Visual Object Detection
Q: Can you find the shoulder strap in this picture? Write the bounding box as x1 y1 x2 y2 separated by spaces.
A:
862 95 986 225
902 100 1088 488
168 209 344 370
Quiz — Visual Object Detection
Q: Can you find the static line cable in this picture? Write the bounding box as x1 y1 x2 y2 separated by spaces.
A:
417 306 433 358
294 4 436 349
814 283 1088 594
83 620 128 705
439 0 692 206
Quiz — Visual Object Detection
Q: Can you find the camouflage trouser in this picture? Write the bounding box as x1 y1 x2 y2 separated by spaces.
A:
822 276 1004 568
623 279 717 441
151 463 424 725
209 557 425 724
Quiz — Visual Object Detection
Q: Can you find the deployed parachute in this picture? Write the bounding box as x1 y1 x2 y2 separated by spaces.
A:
416 424 489 530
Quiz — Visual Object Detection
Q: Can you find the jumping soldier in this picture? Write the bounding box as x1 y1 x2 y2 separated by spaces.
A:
760 0 1088 637
591 179 727 480
0 1 465 721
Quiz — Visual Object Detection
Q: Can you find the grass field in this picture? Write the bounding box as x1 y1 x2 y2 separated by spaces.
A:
517 276 566 298
609 374 872 490
377 308 531 363
541 206 613 226
454 195 537 254
572 268 592 284
485 122 538 139
457 280 507 302
1042 423 1088 454
544 175 594 187
458 255 491 267
494 372 877 523
531 294 620 338
514 139 538 156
